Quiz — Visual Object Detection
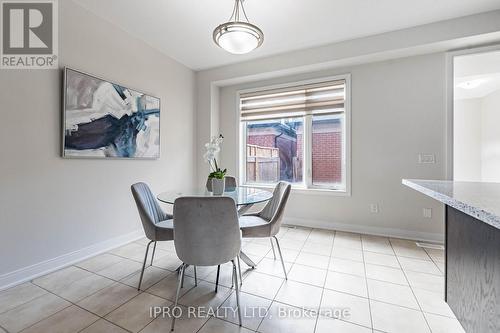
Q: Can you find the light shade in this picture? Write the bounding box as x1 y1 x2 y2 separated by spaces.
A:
213 22 264 54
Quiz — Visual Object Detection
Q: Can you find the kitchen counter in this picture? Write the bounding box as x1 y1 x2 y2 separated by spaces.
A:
403 179 500 333
402 179 500 229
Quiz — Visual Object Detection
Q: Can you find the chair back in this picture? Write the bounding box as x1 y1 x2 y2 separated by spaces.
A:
259 182 291 236
205 176 237 192
131 182 168 240
173 197 241 266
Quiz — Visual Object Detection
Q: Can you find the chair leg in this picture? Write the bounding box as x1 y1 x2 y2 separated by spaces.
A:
138 240 154 291
214 265 220 292
194 266 198 286
273 236 288 280
237 255 243 286
171 263 185 332
232 260 242 326
150 241 157 266
270 238 276 260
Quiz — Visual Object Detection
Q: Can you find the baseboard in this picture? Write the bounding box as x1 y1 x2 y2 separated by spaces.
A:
0 229 144 291
284 217 444 243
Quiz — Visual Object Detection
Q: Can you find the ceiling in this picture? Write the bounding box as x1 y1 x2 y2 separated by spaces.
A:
455 51 500 100
74 0 500 70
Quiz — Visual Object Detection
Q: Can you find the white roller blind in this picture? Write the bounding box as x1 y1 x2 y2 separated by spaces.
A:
240 80 345 121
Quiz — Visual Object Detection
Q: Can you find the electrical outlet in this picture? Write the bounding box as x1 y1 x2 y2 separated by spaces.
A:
418 154 435 164
370 204 379 213
423 208 432 218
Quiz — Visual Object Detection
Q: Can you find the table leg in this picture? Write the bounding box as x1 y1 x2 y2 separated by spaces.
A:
239 251 257 268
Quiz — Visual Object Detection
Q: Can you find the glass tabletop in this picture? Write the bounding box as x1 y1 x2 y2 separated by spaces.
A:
157 186 273 206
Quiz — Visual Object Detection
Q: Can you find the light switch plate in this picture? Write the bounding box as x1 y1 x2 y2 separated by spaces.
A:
423 208 432 218
370 204 379 213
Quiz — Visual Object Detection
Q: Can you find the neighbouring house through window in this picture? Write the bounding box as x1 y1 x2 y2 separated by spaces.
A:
239 75 350 192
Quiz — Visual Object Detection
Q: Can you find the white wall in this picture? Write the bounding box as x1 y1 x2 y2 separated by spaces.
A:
481 89 500 181
215 54 447 241
453 99 482 181
0 0 195 284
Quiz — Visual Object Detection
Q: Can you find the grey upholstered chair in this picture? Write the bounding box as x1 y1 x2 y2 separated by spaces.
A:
206 175 237 192
171 197 242 330
239 181 291 279
131 182 174 290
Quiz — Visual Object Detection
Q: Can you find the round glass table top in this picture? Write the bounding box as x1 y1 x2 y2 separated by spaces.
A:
157 186 273 206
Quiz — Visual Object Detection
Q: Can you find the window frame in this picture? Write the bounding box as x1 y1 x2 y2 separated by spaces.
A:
237 74 351 195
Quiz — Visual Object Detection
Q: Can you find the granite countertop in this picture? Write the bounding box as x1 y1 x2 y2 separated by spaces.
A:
402 179 500 230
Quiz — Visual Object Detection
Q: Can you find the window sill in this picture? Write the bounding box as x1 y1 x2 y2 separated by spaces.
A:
241 183 351 197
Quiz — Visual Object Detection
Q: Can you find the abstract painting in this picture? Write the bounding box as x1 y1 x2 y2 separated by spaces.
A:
63 68 160 159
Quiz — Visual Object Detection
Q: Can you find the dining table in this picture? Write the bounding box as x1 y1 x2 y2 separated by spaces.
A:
157 186 273 268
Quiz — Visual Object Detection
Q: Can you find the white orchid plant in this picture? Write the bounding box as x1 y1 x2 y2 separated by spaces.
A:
204 134 227 180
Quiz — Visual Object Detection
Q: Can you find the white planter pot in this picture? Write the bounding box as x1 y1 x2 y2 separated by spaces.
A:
211 178 225 195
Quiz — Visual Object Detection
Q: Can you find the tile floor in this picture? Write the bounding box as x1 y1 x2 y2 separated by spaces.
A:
0 226 465 333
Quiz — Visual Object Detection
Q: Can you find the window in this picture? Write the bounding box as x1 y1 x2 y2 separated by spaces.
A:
239 76 350 192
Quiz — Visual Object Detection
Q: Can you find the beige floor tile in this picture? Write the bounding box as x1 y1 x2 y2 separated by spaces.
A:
363 252 400 268
274 237 305 250
333 238 363 251
329 258 365 277
184 265 217 280
121 266 170 290
79 319 129 333
288 263 326 287
152 252 183 271
366 279 419 309
255 258 291 278
109 243 146 262
307 229 335 245
32 266 92 292
332 247 364 262
362 241 394 255
281 228 311 242
242 243 272 256
155 240 176 252
365 264 408 285
75 253 123 272
0 283 47 314
405 271 444 294
178 280 232 310
295 252 329 269
142 305 208 333
0 293 70 333
413 288 455 317
424 248 445 262
398 257 442 275
300 242 332 256
370 300 430 333
147 272 196 301
424 313 466 333
324 271 367 297
56 273 115 302
77 282 140 316
199 317 253 333
96 258 143 281
275 280 323 310
20 305 98 333
258 302 317 333
265 247 299 263
218 291 272 330
240 272 283 300
390 240 431 260
320 289 371 328
105 292 170 332
316 315 372 333
203 262 237 288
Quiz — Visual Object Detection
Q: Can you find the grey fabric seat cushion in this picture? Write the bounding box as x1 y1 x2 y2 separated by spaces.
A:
156 219 174 229
240 215 272 238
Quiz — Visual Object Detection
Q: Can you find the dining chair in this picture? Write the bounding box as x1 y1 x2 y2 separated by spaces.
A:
206 175 237 192
171 196 242 330
131 182 176 291
239 181 292 279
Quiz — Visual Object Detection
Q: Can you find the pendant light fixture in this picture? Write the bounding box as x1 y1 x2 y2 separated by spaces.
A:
213 0 264 54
